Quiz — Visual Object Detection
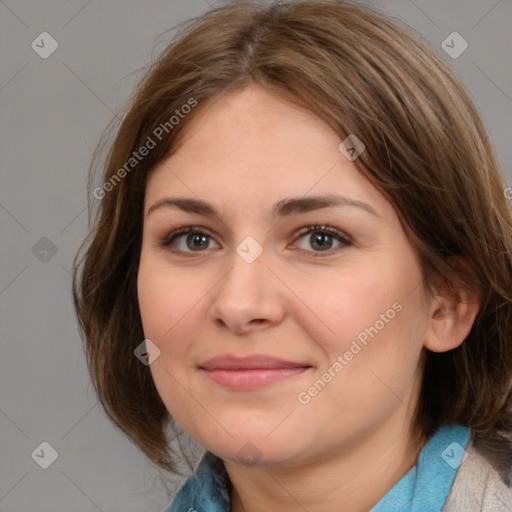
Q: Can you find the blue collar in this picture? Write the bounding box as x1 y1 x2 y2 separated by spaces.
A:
370 423 470 511
166 450 230 512
166 423 470 512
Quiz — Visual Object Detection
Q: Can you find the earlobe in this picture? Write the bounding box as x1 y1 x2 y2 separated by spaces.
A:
423 259 482 353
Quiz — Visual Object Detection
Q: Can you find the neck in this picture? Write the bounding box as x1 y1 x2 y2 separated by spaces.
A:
225 412 428 512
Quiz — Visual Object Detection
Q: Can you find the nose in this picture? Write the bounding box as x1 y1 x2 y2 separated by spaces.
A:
209 246 286 334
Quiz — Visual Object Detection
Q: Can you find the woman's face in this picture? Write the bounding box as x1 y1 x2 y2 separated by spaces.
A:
137 84 432 467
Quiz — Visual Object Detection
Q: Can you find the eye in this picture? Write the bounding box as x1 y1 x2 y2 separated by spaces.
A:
290 225 352 255
160 226 219 253
160 224 352 256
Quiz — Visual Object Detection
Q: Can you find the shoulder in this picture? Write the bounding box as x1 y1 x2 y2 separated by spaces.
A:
443 436 512 512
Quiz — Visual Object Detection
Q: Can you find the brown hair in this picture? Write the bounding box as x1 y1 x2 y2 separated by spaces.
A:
72 0 512 479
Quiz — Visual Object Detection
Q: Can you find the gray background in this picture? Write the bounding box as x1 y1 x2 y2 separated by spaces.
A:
1 0 511 511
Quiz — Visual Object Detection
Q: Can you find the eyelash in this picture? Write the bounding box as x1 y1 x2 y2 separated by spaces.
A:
159 224 352 257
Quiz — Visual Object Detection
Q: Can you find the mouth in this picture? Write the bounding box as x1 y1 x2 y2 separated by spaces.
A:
198 354 312 390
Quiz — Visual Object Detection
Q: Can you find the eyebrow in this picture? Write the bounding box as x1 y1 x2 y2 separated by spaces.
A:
146 194 378 219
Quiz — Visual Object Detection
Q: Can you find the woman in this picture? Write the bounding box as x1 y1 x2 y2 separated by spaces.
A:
73 1 512 510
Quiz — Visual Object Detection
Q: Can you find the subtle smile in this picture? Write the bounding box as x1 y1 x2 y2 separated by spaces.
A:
198 355 312 390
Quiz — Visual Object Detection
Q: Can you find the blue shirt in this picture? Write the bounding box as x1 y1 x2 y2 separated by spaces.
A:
166 423 471 512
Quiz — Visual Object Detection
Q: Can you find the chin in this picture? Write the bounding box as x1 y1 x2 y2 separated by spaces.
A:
194 423 306 468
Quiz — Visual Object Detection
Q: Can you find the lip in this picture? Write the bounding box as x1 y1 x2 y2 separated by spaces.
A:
199 354 312 390
200 355 310 371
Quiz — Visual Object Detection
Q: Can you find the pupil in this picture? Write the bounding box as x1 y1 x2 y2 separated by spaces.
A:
313 233 331 250
189 234 208 250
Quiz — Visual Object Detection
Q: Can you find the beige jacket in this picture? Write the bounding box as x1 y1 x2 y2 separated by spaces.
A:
443 439 512 511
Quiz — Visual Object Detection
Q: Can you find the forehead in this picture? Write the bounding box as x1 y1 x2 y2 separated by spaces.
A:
144 84 391 221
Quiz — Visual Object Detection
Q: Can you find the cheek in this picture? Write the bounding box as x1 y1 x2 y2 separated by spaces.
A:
294 255 427 385
137 256 205 428
137 252 201 343
292 264 400 356
137 253 218 389
293 271 426 435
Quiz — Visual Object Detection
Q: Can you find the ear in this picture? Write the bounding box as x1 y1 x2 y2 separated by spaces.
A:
423 257 482 353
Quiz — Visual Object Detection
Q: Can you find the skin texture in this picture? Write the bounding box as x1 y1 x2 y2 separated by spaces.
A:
137 84 481 512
